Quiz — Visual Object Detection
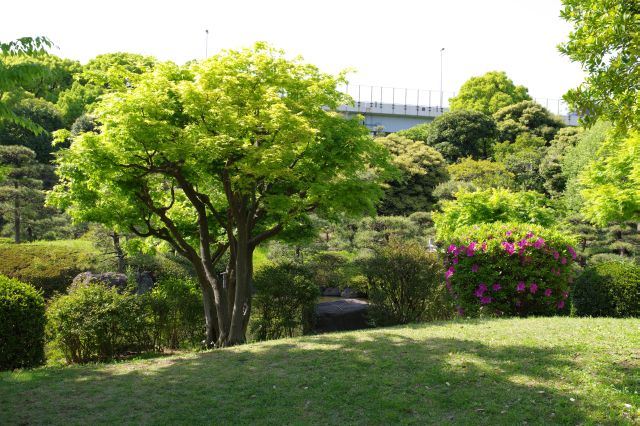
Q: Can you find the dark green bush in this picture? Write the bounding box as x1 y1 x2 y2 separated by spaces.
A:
361 239 449 326
47 283 152 363
0 241 101 297
251 262 319 341
148 277 203 349
573 261 640 317
307 252 349 289
0 276 45 370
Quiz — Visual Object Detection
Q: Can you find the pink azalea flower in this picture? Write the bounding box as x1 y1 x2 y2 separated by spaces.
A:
517 239 528 248
447 244 457 254
492 283 501 291
534 238 545 248
553 251 560 260
530 283 539 294
567 245 577 260
526 232 534 238
516 281 526 292
502 242 515 255
557 300 565 309
471 264 479 273
445 267 455 280
544 288 552 297
480 296 492 305
561 257 567 265
453 257 459 265
506 230 512 237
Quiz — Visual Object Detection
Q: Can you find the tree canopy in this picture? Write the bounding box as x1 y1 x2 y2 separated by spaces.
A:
493 100 566 143
559 0 639 131
449 71 531 115
426 109 497 162
50 43 391 346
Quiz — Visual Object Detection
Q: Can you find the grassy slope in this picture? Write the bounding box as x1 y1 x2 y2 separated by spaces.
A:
1 317 639 425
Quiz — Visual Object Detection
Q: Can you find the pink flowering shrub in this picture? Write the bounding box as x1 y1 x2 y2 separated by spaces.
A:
443 222 577 317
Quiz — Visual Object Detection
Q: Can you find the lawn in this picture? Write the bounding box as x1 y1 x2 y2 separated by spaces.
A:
1 317 639 425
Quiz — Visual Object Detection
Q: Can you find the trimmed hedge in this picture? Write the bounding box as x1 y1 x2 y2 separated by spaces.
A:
573 260 640 317
443 222 577 317
0 275 46 370
0 241 101 297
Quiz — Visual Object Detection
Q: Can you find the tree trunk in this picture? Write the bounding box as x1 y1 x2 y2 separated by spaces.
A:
111 231 126 273
228 221 251 345
193 264 220 347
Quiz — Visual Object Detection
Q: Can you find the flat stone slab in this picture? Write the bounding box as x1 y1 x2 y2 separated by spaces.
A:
315 298 370 333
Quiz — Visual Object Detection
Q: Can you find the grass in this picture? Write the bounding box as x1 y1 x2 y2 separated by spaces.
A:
1 317 639 425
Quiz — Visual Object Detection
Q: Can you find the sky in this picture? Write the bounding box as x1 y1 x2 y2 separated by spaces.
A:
2 0 584 103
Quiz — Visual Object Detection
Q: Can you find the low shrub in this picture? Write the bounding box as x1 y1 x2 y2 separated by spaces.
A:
250 262 319 341
148 277 204 349
444 222 576 317
0 240 101 297
361 239 449 326
0 276 45 370
573 260 640 317
47 283 152 363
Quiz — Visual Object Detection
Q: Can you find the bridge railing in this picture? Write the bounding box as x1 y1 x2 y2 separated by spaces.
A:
337 84 577 118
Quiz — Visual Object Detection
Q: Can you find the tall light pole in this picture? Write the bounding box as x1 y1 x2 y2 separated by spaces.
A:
440 47 445 109
205 29 209 59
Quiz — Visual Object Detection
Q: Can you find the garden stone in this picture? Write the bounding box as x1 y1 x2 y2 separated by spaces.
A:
72 272 128 290
315 299 370 333
135 271 155 294
340 287 359 298
322 287 341 297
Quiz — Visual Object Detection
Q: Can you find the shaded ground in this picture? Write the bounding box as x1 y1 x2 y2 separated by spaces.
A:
1 317 639 425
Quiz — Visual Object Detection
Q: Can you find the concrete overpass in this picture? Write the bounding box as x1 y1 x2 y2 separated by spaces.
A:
337 84 579 133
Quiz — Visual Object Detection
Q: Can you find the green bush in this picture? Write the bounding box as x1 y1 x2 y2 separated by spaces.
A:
433 188 556 242
250 262 319 341
148 277 204 349
361 239 449 326
47 283 152 363
0 276 45 370
444 223 576 317
0 241 101 297
307 252 349 289
573 260 640 317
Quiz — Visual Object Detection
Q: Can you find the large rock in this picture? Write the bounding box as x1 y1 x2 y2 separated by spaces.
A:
315 299 370 333
72 272 129 290
135 271 155 294
340 287 360 298
322 287 341 297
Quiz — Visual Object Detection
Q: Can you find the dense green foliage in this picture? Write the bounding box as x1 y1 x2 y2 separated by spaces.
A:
493 133 548 192
433 188 556 241
395 121 430 142
251 262 318 341
375 134 447 215
444 223 576 317
148 277 204 349
47 283 152 363
362 239 448 325
426 109 497 161
559 0 639 131
573 260 640 317
449 71 531 115
0 240 101 296
0 275 45 370
579 131 640 226
493 100 565 143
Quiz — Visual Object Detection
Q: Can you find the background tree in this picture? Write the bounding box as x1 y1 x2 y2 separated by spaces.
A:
3 55 81 103
579 131 640 226
396 122 430 142
493 133 548 192
50 44 391 347
425 109 497 162
539 127 581 197
559 0 639 131
0 145 44 243
449 71 531 115
376 134 448 215
493 100 566 143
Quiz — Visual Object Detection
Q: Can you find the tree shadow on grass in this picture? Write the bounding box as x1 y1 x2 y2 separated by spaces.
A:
0 326 634 425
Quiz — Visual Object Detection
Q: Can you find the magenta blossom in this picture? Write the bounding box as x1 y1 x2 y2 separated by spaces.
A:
471 264 479 273
466 242 477 257
445 267 455 280
567 245 577 260
526 232 534 238
544 288 552 297
480 296 492 305
492 283 501 291
534 238 545 248
561 257 567 265
517 239 528 248
557 300 565 309
474 283 488 298
447 244 457 254
529 283 539 294
516 281 526 292
553 251 560 260
506 230 512 237
502 241 515 255
452 257 459 265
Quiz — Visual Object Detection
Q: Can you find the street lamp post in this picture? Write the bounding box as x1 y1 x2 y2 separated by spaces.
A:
205 29 209 59
440 47 445 109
